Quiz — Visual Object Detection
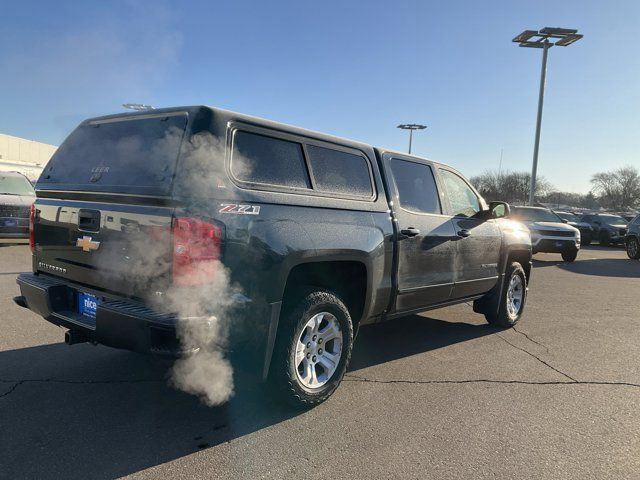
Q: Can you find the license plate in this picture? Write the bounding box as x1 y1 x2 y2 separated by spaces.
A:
1 219 17 227
78 292 100 318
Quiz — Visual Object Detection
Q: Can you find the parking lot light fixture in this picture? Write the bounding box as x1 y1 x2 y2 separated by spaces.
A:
122 103 155 111
397 124 427 154
512 27 583 205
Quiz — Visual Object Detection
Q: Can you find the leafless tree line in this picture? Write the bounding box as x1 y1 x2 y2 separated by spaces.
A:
470 166 640 211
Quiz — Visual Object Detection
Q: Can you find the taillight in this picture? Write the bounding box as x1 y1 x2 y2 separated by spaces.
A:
29 203 36 253
172 217 222 285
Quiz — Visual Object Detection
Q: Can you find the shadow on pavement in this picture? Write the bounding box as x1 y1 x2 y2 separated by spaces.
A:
0 313 496 479
532 255 639 278
349 314 497 372
557 258 640 278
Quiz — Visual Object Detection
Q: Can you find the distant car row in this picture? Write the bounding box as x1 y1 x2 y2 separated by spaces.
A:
507 205 640 262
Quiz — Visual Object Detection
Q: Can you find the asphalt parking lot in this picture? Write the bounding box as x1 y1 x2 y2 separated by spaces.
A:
1 242 639 479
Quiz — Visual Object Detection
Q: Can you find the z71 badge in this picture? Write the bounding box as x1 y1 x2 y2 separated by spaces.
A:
219 203 261 215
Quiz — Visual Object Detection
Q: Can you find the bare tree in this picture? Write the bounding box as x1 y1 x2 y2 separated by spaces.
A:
470 170 553 204
590 166 640 210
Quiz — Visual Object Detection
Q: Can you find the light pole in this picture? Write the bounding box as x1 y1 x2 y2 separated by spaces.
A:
513 27 582 205
397 124 427 154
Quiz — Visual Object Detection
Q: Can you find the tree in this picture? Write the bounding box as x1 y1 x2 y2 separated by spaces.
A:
590 166 640 210
470 170 553 204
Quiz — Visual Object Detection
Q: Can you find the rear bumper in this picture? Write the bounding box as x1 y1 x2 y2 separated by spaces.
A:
16 272 184 355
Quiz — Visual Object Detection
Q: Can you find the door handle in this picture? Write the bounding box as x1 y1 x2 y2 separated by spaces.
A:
400 227 420 238
457 229 471 238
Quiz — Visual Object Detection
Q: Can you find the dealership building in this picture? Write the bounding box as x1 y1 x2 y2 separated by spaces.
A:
0 133 57 181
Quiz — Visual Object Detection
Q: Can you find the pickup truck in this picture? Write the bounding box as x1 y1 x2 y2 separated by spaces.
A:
14 106 532 407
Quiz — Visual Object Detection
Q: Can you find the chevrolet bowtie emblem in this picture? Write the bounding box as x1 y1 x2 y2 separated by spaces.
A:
76 235 100 252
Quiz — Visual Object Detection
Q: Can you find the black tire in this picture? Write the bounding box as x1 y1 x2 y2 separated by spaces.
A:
599 231 611 247
627 237 640 260
561 249 578 262
270 289 353 408
483 262 527 328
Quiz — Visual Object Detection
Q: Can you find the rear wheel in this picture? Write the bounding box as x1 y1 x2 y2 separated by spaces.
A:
561 248 578 262
627 237 640 259
483 262 527 328
270 289 353 408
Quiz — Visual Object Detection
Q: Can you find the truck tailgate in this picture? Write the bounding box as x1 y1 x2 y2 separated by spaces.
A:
34 199 174 298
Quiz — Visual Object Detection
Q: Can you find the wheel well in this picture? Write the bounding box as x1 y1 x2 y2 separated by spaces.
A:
282 261 368 328
507 250 532 283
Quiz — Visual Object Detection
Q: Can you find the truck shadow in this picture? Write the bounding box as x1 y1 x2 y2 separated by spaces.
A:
349 315 496 372
0 314 495 479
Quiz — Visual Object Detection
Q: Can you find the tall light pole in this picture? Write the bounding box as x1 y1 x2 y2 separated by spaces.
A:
513 27 582 205
397 124 427 154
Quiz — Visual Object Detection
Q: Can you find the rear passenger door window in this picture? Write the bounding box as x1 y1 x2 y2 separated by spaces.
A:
439 169 480 217
231 130 311 189
388 159 441 214
306 145 373 198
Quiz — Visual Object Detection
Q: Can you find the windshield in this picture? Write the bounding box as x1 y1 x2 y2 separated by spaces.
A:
511 208 562 223
0 174 35 196
600 215 628 226
556 212 577 222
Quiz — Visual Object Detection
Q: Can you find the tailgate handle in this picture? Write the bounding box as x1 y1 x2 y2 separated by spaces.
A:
78 209 101 232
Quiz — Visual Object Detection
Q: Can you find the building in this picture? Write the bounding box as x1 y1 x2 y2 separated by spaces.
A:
0 133 57 181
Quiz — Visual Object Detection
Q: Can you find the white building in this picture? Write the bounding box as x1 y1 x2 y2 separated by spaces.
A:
0 133 58 181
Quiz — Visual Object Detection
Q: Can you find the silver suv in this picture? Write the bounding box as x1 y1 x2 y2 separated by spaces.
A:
510 206 580 262
0 171 35 239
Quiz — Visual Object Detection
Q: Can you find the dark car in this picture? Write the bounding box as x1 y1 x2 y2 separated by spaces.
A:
554 211 593 245
509 206 580 262
14 106 532 407
580 213 629 246
625 215 640 259
0 171 35 238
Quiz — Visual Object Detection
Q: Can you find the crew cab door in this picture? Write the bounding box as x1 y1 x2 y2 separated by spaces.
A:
382 154 457 311
437 168 502 298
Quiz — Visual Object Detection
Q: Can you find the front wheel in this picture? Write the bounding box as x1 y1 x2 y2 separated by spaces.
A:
627 237 640 259
561 249 578 262
270 289 353 408
484 262 527 328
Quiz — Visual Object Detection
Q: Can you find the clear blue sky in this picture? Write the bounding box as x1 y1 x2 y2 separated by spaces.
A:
1 0 638 193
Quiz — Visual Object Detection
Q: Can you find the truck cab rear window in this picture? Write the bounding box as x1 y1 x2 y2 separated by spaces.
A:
231 131 311 189
306 145 373 198
389 159 441 214
39 114 187 196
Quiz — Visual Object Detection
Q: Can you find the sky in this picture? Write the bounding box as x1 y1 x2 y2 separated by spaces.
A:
1 0 638 193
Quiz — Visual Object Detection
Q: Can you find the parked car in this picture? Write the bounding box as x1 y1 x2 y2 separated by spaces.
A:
580 213 629 246
0 171 35 238
14 106 532 407
509 206 580 262
554 211 593 245
625 215 640 259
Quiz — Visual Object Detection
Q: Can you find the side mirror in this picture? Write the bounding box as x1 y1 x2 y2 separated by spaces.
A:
489 201 510 218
